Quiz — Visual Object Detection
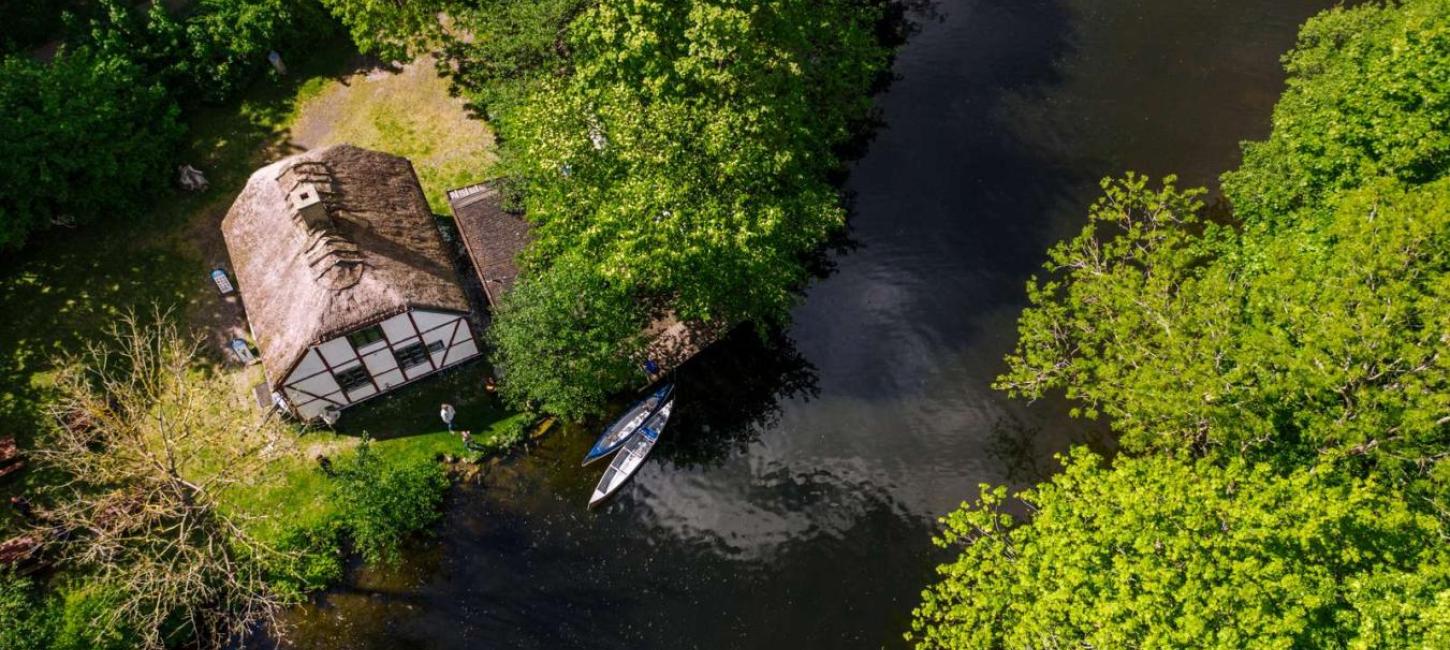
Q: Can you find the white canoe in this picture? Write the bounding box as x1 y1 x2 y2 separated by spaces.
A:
589 399 674 507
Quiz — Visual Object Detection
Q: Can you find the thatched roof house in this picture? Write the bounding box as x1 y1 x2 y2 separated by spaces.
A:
222 145 481 420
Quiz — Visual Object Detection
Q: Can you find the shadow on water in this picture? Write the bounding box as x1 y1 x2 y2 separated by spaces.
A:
656 328 820 470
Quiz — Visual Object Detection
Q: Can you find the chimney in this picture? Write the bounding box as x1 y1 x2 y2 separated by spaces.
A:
288 182 331 231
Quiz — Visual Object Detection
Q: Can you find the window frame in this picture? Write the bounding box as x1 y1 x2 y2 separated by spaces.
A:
347 325 385 349
394 340 444 371
334 364 372 393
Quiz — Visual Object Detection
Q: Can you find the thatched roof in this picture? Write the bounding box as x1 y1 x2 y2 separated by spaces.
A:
447 181 531 307
222 145 470 387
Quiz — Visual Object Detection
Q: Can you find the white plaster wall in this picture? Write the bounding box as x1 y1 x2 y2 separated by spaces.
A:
318 338 355 367
412 310 456 332
291 349 326 380
362 347 399 377
380 313 415 344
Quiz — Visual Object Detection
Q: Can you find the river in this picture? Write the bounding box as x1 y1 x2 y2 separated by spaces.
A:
279 1 1330 647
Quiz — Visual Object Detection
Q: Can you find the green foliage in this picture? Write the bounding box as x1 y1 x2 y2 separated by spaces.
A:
81 0 336 104
329 439 450 564
51 582 139 650
318 0 444 61
0 571 56 650
442 0 588 114
266 522 346 600
1223 0 1450 227
485 0 889 416
909 449 1450 650
998 174 1450 470
0 0 80 53
488 259 647 419
930 1 1450 646
0 50 182 249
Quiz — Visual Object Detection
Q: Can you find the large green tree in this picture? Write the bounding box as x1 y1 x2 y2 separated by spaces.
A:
918 0 1450 645
0 50 182 249
1223 0 1450 228
996 174 1450 473
487 0 888 416
316 0 444 61
909 449 1450 649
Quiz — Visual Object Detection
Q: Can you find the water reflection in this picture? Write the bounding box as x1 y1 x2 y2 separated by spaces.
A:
657 328 819 469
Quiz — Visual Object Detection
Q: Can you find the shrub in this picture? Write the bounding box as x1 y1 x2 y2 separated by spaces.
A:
0 571 57 650
330 439 450 564
0 50 182 249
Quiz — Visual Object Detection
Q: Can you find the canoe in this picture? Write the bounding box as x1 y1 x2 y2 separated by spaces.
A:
589 399 674 507
581 383 673 466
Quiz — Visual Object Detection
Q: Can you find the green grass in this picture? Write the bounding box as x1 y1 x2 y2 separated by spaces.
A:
221 363 529 544
288 55 499 213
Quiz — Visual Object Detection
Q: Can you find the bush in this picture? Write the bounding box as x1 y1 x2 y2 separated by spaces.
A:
0 50 182 249
267 522 346 601
0 571 56 650
52 583 139 650
330 439 450 564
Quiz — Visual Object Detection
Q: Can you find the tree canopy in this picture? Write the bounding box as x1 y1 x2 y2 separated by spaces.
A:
1223 0 1450 228
484 0 889 417
911 449 1450 650
0 50 181 249
916 0 1450 646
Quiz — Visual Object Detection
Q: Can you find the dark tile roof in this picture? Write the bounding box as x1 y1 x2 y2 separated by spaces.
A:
448 181 532 307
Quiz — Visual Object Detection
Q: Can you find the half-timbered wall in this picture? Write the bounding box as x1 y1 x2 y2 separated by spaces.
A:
279 309 481 420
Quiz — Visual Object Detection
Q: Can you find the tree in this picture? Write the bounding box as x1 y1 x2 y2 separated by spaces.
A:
79 0 335 105
29 313 301 649
933 1 1450 645
487 259 648 419
328 437 448 564
487 0 888 415
440 0 589 114
0 50 181 249
1222 0 1450 228
908 449 1450 650
317 0 444 61
997 174 1450 472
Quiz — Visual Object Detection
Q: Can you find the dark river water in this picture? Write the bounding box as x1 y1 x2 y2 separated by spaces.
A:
280 1 1329 647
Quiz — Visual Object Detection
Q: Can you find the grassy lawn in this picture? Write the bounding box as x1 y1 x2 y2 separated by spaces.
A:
289 55 498 213
0 38 512 537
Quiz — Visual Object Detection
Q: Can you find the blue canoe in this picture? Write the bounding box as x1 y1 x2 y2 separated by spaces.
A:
581 383 674 466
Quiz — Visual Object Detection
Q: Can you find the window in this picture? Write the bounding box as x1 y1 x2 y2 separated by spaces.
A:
347 325 385 349
334 364 371 393
394 340 444 370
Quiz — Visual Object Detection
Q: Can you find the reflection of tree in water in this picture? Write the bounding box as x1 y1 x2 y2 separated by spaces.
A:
987 412 1117 485
655 327 819 469
986 416 1050 484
